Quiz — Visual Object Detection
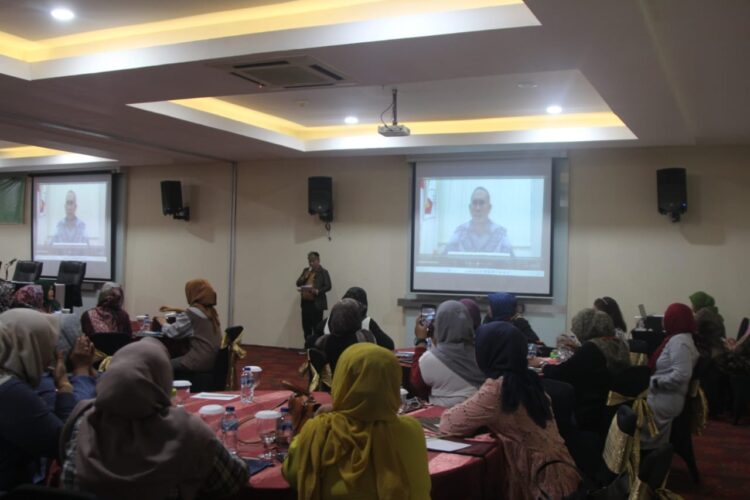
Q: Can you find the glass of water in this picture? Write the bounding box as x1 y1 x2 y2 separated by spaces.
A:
255 410 281 459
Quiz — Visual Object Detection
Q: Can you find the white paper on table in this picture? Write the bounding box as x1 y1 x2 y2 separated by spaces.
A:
425 438 471 452
190 393 239 401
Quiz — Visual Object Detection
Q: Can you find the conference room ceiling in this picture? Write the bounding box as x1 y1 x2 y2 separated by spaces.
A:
0 0 748 170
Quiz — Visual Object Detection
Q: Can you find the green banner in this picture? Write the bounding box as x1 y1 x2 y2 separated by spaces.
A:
0 177 25 224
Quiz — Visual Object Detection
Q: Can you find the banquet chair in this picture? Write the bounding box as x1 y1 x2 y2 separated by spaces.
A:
600 365 652 438
56 261 86 311
628 339 649 365
179 325 244 392
636 443 674 495
669 356 709 484
12 260 43 283
731 373 750 425
737 317 749 342
304 347 332 393
599 405 637 486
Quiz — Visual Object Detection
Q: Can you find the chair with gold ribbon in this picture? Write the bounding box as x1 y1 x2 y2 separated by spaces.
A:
222 325 245 389
298 347 332 393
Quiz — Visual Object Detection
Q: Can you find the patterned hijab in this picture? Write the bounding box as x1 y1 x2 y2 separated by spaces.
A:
431 300 486 388
12 284 45 311
0 309 60 388
71 338 217 500
290 343 411 500
459 298 482 330
86 282 125 333
571 308 614 342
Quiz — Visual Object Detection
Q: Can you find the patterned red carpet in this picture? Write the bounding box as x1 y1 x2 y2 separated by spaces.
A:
237 345 750 499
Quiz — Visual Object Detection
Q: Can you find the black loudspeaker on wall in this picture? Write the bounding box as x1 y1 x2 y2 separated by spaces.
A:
308 176 333 222
657 168 687 223
160 180 190 221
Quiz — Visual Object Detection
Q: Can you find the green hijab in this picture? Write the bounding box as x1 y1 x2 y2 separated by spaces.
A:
689 291 719 315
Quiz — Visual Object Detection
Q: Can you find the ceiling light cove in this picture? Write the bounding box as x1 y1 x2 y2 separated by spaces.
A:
546 105 562 114
51 8 75 22
344 116 359 124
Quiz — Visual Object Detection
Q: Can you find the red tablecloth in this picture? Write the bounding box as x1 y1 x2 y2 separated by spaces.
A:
184 391 501 500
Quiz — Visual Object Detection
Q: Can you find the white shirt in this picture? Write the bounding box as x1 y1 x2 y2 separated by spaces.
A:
419 350 478 408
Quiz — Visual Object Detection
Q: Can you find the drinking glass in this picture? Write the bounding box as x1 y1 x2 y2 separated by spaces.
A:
249 366 262 390
172 380 192 406
255 410 281 459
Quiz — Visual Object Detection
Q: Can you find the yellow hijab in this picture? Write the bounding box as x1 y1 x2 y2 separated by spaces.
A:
293 342 412 500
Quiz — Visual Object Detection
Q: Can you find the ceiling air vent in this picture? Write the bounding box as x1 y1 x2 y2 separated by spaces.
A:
227 56 353 89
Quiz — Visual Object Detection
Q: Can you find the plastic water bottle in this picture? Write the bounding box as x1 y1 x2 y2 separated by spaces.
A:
240 367 255 404
276 407 294 446
141 314 150 333
221 406 239 455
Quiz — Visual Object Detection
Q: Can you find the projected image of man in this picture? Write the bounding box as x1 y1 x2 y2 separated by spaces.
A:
52 190 88 244
443 187 513 255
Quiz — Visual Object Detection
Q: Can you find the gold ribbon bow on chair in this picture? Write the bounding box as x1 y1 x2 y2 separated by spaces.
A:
604 390 659 491
222 333 247 390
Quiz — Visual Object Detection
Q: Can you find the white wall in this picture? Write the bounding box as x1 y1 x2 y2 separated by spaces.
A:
567 146 750 338
122 163 232 321
233 156 411 347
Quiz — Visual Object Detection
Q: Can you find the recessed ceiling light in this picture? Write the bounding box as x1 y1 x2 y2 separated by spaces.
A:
517 81 539 89
344 116 359 125
546 105 562 114
51 8 75 21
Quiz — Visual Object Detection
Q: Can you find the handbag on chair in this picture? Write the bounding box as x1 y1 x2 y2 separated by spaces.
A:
281 380 321 434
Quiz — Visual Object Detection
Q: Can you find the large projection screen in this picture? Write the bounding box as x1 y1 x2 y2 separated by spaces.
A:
411 159 553 296
32 173 113 281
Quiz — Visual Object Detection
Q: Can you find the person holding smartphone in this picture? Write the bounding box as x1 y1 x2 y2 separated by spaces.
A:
409 301 485 407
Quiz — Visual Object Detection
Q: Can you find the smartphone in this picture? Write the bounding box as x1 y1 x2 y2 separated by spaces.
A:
420 304 437 335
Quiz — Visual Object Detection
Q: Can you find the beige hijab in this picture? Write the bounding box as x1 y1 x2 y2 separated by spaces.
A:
0 309 59 388
70 338 217 500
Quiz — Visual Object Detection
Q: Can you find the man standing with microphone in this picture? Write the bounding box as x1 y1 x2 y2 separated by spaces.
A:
295 251 332 346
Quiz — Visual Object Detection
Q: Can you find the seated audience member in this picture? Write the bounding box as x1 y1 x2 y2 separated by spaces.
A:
160 279 222 373
484 292 540 344
11 284 45 312
307 287 394 350
593 296 630 341
80 282 132 336
283 343 431 499
316 299 375 374
410 300 485 407
459 298 482 330
39 281 61 313
532 309 630 433
60 338 247 499
440 322 579 500
641 303 699 450
0 309 94 492
689 291 726 358
0 282 14 313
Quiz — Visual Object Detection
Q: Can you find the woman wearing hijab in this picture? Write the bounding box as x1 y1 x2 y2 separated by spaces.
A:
80 282 132 336
39 281 61 313
0 309 94 491
440 322 579 499
60 338 247 499
11 284 45 311
307 287 394 350
315 298 375 374
283 343 430 499
485 292 540 343
641 303 699 450
689 291 726 359
459 298 482 330
532 308 630 433
410 300 485 407
160 279 222 373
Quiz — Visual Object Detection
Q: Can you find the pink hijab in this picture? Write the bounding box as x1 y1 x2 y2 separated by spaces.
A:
70 338 217 500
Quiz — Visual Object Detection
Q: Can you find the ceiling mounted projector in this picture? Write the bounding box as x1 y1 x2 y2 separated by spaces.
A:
378 88 410 137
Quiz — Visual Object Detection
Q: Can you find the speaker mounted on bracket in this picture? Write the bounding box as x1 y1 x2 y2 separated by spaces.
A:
308 176 333 223
161 181 190 221
657 168 687 223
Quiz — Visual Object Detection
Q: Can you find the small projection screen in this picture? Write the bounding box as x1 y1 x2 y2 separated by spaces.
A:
411 159 553 296
32 173 113 280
